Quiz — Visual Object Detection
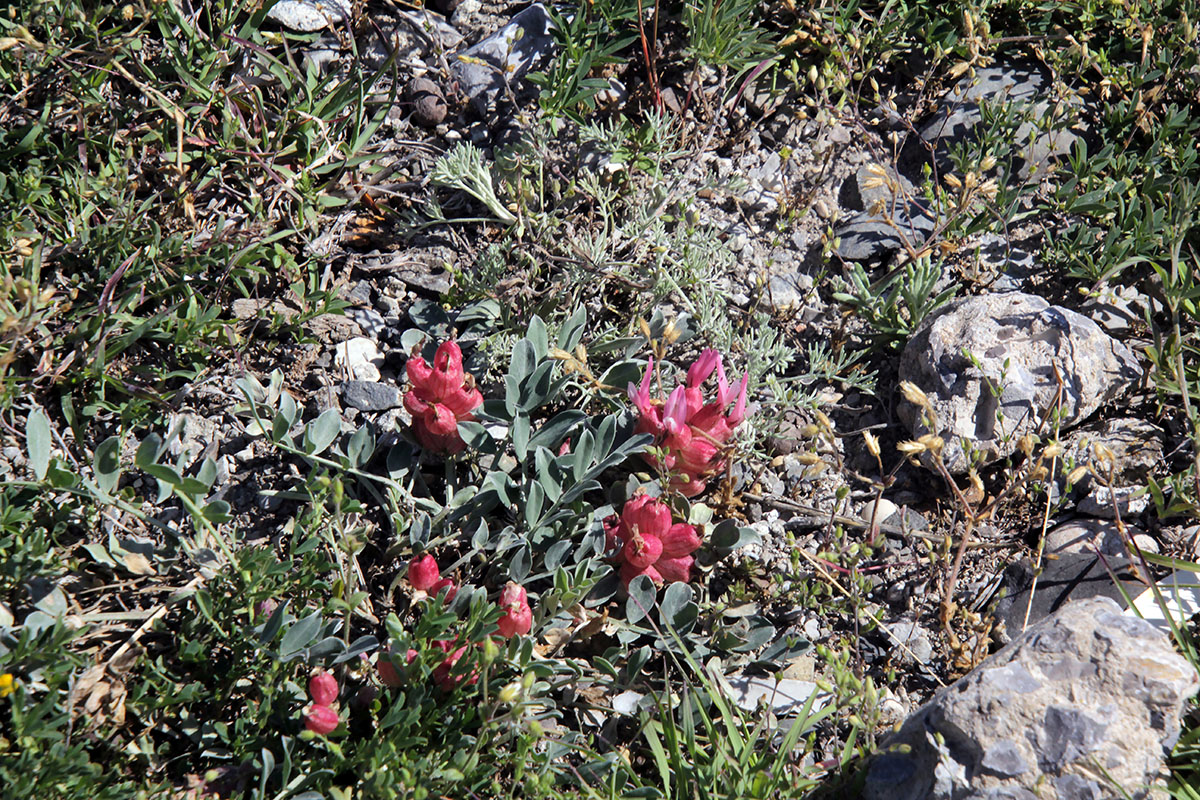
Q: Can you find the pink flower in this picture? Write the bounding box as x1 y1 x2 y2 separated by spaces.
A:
407 555 440 593
430 640 477 692
495 582 532 638
430 577 458 602
377 648 419 687
605 494 702 587
303 704 340 735
308 671 338 707
627 350 749 496
404 341 483 454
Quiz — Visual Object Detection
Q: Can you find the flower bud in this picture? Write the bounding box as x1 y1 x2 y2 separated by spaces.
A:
303 704 340 735
496 582 533 638
308 671 338 706
408 555 440 593
917 434 944 455
498 681 522 704
430 577 458 603
899 381 930 409
863 431 881 459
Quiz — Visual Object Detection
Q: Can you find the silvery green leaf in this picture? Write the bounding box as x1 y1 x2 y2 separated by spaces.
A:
259 599 291 644
659 582 693 625
557 306 587 351
544 540 572 572
525 481 545 529
509 545 531 583
509 339 536 383
511 415 530 461
303 409 341 456
279 611 323 657
93 436 122 496
526 315 548 359
25 407 51 481
625 575 655 624
527 409 585 453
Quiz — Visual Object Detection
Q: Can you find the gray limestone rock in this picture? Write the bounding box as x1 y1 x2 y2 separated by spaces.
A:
903 59 1084 183
840 162 917 214
995 520 1156 635
1066 418 1164 485
898 292 1143 473
452 4 556 113
266 0 351 32
864 597 1197 800
340 381 401 412
833 199 937 262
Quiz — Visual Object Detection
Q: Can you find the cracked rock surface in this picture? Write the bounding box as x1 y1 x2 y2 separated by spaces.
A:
865 597 1197 800
898 292 1143 473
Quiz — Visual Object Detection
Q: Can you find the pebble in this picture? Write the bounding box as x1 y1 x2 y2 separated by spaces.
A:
340 381 401 412
266 0 351 32
406 77 448 128
334 337 384 382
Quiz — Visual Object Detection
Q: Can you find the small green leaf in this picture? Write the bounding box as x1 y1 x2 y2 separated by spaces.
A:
93 436 122 496
626 575 656 624
280 610 323 657
509 339 536 383
25 407 51 480
659 582 693 625
304 409 342 456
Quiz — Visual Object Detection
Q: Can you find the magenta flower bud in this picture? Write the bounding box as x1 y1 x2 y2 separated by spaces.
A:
496 582 533 638
686 349 721 389
303 704 339 735
430 577 458 602
308 671 338 706
408 555 440 593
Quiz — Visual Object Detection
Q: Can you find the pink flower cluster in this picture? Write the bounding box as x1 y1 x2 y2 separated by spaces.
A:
628 349 748 496
605 494 702 587
303 671 340 735
378 558 534 691
403 341 483 454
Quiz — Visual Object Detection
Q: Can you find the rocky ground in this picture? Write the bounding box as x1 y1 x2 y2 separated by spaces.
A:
3 1 1200 797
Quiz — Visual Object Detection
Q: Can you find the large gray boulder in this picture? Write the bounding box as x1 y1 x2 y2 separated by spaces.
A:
864 597 1197 800
898 292 1142 473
